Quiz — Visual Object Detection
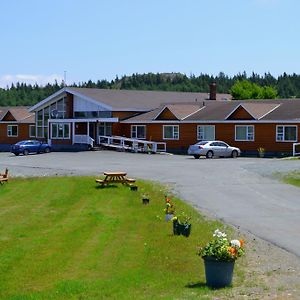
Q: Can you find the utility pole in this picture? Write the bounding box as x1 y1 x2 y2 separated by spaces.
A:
63 71 67 87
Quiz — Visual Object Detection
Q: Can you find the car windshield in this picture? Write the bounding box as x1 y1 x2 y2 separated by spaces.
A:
196 141 209 145
15 141 27 145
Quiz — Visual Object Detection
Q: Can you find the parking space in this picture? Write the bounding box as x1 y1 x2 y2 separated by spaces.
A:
1 151 300 257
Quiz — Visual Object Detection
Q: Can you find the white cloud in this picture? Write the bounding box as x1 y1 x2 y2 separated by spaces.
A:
0 74 64 88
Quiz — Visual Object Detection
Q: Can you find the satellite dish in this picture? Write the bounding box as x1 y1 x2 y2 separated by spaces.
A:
51 109 58 118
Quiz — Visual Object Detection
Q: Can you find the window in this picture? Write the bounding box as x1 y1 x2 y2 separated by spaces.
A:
131 125 146 139
51 123 70 139
235 125 254 141
7 125 18 137
276 125 297 142
197 125 215 140
29 125 36 137
163 125 179 140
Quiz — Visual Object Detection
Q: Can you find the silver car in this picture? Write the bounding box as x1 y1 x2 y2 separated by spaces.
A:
187 140 241 159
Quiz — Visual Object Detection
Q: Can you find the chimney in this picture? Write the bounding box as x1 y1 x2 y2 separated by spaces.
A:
209 82 217 100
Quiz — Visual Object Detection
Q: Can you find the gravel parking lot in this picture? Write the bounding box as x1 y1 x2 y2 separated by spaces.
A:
1 150 300 258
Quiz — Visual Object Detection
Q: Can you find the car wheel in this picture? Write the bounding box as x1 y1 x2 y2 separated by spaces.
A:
231 150 238 158
23 149 29 156
14 153 19 156
44 147 50 153
206 150 214 159
193 155 200 159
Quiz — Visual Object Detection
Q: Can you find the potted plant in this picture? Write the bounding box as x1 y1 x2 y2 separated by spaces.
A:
172 212 192 237
257 147 265 158
142 193 150 204
164 197 175 221
198 229 245 288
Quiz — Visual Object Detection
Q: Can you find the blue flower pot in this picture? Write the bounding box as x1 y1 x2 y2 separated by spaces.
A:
203 256 235 288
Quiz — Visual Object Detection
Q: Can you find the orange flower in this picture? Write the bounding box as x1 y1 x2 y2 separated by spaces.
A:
228 246 237 256
239 239 245 248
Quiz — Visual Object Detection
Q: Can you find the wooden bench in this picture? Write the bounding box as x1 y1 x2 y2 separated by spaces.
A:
0 168 9 184
126 178 136 183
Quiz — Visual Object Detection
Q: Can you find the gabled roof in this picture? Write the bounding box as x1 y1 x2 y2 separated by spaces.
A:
29 87 232 112
122 99 300 123
0 107 35 123
154 104 202 120
226 103 280 120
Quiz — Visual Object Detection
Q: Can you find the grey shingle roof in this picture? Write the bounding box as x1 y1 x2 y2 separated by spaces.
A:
122 99 300 122
0 107 34 123
67 87 232 110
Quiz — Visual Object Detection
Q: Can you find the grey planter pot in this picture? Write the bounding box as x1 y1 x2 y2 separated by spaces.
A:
203 256 235 288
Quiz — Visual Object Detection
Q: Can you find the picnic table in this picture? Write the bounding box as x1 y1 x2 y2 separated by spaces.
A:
96 171 135 187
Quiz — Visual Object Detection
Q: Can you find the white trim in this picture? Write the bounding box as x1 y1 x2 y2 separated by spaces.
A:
276 125 298 142
182 106 206 120
131 125 146 139
121 119 300 124
48 117 118 123
235 125 255 141
197 125 215 140
163 125 179 140
225 104 255 120
7 124 18 137
0 121 18 123
258 104 281 120
29 125 36 138
153 105 178 120
51 122 71 140
29 87 114 113
29 88 67 112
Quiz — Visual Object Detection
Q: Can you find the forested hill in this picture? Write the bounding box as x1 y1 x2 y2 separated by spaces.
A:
1 72 300 106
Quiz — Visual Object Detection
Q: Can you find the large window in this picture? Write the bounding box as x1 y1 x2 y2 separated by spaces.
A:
131 125 146 139
235 125 254 141
276 125 297 142
37 96 67 139
7 125 18 137
163 125 179 140
197 125 215 141
51 123 70 139
29 125 36 138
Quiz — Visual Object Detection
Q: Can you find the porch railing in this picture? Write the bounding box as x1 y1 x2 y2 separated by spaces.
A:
293 142 300 156
98 135 166 153
74 135 94 147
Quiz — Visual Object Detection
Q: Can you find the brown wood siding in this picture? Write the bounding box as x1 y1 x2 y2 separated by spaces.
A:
0 123 32 144
112 111 140 120
75 122 87 134
119 122 300 154
2 112 16 121
228 106 254 120
156 108 178 120
66 93 74 118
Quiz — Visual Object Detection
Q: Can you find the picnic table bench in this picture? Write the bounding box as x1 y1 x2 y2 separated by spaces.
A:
96 171 135 187
0 168 9 184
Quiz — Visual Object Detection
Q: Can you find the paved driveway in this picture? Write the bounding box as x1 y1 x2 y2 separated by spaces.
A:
1 151 300 257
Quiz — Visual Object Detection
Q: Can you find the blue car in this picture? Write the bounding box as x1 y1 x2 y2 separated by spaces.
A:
11 140 51 156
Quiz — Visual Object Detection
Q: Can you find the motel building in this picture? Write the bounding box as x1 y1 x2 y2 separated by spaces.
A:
1 84 300 156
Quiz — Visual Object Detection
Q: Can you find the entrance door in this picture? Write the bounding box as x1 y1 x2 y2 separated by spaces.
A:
89 123 96 141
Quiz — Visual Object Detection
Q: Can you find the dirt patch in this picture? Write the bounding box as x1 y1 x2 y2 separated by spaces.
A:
225 229 300 300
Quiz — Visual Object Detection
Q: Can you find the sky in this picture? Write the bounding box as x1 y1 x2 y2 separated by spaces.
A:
0 0 299 88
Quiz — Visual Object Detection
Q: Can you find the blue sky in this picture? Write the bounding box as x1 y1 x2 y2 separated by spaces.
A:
0 0 299 87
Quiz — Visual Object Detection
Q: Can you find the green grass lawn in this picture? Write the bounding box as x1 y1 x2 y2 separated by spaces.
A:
282 171 300 187
0 177 244 299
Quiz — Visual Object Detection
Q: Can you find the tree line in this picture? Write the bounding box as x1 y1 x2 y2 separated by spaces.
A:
1 72 300 106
